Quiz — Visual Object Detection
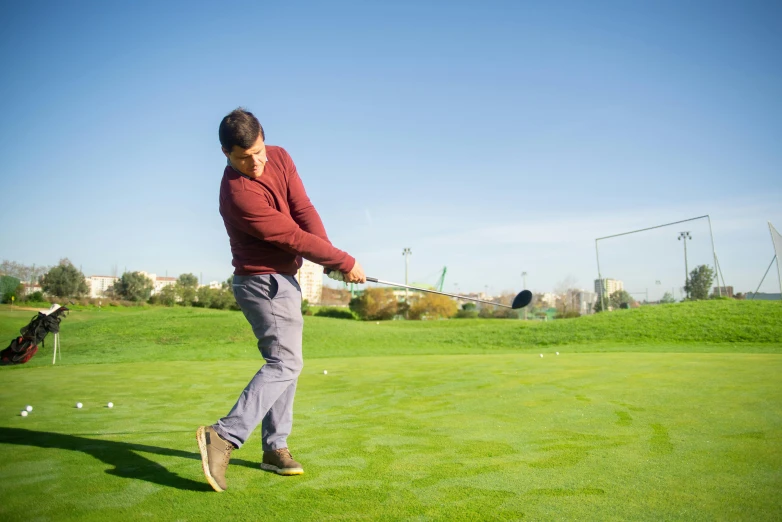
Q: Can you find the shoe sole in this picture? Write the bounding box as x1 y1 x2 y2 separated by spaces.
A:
196 426 225 492
260 462 304 476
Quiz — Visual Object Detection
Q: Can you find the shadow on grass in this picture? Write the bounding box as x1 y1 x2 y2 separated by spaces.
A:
0 427 260 492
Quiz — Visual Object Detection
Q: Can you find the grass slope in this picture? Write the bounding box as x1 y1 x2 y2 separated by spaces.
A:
0 300 780 368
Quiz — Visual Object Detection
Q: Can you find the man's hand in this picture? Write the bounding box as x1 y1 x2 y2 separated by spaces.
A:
343 261 366 284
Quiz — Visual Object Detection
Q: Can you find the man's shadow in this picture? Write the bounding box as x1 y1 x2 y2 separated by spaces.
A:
0 427 259 491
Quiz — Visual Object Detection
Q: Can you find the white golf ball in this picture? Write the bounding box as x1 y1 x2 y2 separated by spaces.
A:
107 402 114 409
556 352 560 355
21 410 28 417
76 402 83 409
376 322 379 325
539 354 543 358
323 370 328 375
26 405 33 412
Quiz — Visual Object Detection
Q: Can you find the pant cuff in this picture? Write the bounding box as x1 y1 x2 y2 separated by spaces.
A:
212 424 242 449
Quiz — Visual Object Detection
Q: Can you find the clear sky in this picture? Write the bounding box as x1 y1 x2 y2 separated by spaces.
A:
1 0 780 300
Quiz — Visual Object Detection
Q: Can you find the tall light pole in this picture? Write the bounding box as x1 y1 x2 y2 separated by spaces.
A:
522 271 528 320
678 232 692 299
402 248 412 305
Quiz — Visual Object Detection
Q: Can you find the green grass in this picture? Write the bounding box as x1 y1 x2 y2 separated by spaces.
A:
1 302 781 520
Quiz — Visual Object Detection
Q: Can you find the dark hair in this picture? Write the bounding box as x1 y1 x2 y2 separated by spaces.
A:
219 108 265 151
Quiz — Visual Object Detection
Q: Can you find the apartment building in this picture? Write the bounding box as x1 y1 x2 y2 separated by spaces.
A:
296 259 323 304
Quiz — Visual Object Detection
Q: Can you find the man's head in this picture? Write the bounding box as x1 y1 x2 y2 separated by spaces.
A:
220 108 267 179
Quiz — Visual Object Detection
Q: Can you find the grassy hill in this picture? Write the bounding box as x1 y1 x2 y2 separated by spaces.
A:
1 300 779 367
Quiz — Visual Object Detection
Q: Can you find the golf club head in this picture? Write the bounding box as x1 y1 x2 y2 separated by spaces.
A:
512 290 533 309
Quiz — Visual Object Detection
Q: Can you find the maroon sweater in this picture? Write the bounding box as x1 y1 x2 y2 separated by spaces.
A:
219 145 355 276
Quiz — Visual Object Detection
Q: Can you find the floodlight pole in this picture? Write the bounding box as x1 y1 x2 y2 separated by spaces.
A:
402 248 412 305
678 232 692 299
595 240 607 312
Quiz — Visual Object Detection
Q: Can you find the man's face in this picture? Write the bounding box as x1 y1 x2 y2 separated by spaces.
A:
223 134 267 179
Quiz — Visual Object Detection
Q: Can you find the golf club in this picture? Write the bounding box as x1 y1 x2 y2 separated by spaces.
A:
366 277 533 309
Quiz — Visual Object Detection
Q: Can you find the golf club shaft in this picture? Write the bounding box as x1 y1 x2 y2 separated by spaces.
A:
366 277 512 309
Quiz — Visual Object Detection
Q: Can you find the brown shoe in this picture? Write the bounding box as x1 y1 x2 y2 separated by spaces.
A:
261 448 304 475
196 426 234 492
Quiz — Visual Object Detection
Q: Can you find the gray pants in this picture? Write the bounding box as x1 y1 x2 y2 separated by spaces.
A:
213 273 303 451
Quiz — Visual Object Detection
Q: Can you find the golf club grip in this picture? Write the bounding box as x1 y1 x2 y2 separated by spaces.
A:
366 277 378 283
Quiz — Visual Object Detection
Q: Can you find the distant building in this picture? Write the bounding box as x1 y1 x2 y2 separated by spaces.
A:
87 275 119 298
595 278 624 299
154 276 177 295
569 290 598 315
539 293 558 307
138 272 177 296
713 286 734 297
747 292 781 300
297 259 323 304
22 282 42 296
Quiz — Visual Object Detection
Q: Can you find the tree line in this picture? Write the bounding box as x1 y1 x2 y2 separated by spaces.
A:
0 258 238 310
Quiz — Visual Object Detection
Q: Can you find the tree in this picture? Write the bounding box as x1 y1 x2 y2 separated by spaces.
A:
349 288 398 320
176 273 199 306
478 304 495 318
194 286 213 308
660 291 676 304
321 286 351 306
40 259 88 298
210 287 239 310
594 290 636 312
112 271 154 302
492 307 519 319
454 302 478 318
408 293 457 320
0 260 50 283
158 285 177 306
0 275 21 303
684 265 715 301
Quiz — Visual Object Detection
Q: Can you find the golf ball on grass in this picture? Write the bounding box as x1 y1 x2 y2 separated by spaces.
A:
21 410 28 417
26 405 32 412
556 352 559 355
539 354 543 358
107 402 114 408
76 402 83 409
323 370 328 375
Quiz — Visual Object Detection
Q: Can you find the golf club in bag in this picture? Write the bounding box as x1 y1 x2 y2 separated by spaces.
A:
0 305 69 366
366 277 532 310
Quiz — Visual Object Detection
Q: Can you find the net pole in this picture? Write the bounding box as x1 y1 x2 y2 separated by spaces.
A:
769 222 782 295
707 215 721 297
751 256 776 300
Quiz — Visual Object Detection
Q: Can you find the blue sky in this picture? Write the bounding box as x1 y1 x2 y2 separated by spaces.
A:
1 0 780 299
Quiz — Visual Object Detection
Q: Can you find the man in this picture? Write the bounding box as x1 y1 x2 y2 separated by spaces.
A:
197 108 365 492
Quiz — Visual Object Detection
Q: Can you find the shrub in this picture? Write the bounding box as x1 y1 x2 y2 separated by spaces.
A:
349 288 398 320
493 308 520 319
408 293 458 320
315 307 356 319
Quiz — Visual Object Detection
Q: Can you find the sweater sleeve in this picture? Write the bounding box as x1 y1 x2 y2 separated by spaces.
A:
227 186 355 273
281 149 331 243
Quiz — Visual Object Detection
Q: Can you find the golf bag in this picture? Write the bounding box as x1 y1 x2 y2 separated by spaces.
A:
0 306 69 366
